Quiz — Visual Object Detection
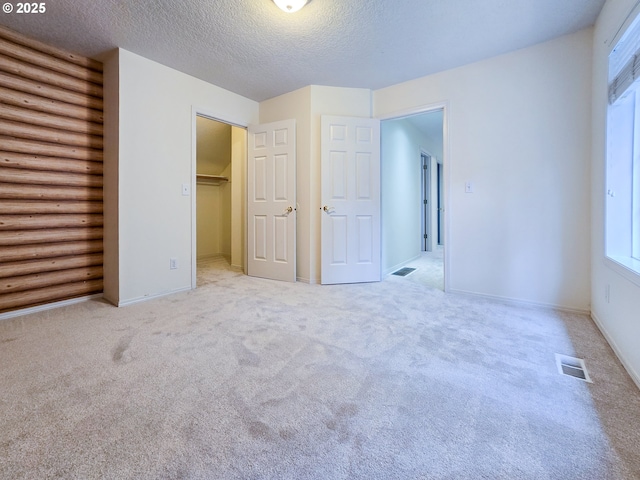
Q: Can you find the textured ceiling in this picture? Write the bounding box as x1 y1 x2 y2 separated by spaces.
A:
0 0 605 102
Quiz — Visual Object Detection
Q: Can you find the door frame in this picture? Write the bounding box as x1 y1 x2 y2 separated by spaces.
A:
377 101 451 292
190 106 248 289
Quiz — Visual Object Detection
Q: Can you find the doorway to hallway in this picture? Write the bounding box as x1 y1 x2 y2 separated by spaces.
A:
380 107 446 291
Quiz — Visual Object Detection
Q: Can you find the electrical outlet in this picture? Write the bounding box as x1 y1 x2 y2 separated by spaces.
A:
465 181 473 193
170 258 178 270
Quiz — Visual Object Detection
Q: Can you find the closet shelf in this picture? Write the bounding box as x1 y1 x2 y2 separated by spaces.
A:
197 174 229 185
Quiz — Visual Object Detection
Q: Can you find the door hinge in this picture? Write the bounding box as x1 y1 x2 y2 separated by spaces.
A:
423 199 428 205
424 234 428 239
423 164 428 170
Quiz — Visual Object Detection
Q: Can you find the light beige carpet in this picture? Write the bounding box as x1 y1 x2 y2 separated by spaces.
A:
1 257 639 479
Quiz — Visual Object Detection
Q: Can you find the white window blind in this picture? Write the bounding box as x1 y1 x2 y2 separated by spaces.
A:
609 14 640 104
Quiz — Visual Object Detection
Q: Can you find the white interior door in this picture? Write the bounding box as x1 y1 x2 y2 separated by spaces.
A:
321 115 381 284
247 119 296 282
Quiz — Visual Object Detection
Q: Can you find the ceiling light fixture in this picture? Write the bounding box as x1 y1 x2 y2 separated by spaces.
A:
273 0 310 13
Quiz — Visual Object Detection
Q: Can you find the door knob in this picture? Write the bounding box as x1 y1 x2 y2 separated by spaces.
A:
323 205 334 213
284 206 293 215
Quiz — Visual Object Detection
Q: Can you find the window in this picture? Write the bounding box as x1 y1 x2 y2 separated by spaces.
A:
606 12 640 283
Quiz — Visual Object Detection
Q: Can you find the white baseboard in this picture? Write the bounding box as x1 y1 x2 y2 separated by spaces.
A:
0 294 104 321
117 286 192 307
448 288 591 315
591 311 640 392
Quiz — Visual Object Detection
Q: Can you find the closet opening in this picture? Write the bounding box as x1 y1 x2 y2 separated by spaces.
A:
195 115 247 286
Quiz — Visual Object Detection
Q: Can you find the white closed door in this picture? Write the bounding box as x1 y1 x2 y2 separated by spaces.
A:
321 115 381 284
247 119 296 282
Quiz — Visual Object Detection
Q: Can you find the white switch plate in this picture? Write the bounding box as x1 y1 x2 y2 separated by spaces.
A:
170 258 178 270
182 183 190 196
465 181 473 193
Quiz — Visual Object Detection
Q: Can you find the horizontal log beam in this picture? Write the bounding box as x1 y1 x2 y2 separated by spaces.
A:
0 55 103 97
1 265 103 294
0 152 103 174
0 71 103 110
0 182 102 201
0 200 103 215
0 253 103 279
0 227 103 246
0 240 103 263
0 213 103 230
0 167 102 188
0 38 103 85
0 119 103 149
0 26 102 72
0 104 103 136
0 278 103 312
0 136 103 161
0 86 104 123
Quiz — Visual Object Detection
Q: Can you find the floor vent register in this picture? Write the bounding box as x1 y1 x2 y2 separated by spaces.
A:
555 354 592 383
392 267 416 277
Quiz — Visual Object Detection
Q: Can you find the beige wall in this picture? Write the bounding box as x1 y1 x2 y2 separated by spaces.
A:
259 85 371 283
102 49 119 305
230 126 247 271
259 87 312 281
375 29 593 311
196 117 231 175
308 86 371 283
105 48 258 305
591 0 640 388
196 118 232 260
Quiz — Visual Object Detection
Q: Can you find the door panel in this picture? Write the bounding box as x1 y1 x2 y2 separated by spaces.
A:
321 116 380 284
247 119 296 282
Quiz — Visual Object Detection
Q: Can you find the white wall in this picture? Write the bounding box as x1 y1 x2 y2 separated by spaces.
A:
591 0 640 387
374 29 593 311
259 85 371 283
381 119 427 273
106 49 258 305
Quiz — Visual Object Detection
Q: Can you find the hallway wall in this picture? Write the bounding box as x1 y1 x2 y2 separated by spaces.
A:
381 118 427 274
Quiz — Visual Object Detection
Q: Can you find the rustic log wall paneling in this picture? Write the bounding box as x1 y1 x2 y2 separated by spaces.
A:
0 55 103 97
2 240 104 263
1 152 103 174
0 25 104 313
0 71 104 110
0 103 103 135
0 85 104 122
